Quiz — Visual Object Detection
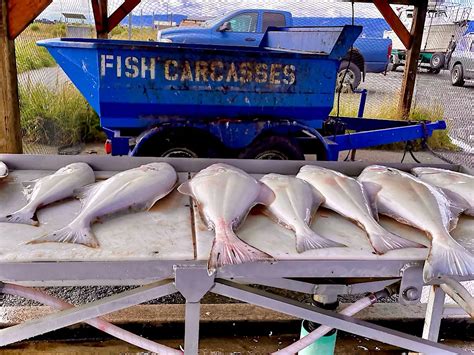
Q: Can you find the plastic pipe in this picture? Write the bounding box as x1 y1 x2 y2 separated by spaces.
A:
1 283 182 355
440 279 474 317
273 294 378 355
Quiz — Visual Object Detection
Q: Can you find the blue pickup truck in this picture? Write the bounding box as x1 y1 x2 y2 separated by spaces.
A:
157 9 392 90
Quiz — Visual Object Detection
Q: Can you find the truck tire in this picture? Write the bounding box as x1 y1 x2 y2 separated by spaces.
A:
430 52 445 70
238 136 305 160
451 64 465 87
336 61 361 92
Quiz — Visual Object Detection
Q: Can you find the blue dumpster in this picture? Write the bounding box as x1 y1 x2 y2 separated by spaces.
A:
38 25 446 159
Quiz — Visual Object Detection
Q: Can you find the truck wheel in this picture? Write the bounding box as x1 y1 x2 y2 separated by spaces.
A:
336 61 361 91
430 52 445 70
238 136 305 160
451 64 465 86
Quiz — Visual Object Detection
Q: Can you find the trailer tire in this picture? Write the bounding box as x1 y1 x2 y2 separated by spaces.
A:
430 52 445 70
336 61 361 92
134 130 222 158
238 136 305 160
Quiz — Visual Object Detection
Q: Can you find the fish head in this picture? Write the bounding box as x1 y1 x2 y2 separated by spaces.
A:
0 162 8 178
140 162 173 172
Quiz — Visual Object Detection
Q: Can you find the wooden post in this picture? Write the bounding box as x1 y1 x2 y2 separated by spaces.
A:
0 0 22 153
398 0 428 118
92 0 108 38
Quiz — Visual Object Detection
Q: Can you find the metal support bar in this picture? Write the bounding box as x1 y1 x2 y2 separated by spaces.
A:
0 280 176 346
212 280 463 354
422 285 446 342
184 302 201 355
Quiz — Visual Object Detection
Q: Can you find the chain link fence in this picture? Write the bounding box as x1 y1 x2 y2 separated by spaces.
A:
14 0 474 166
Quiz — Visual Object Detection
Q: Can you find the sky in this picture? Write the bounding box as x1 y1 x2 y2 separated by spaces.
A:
39 0 473 22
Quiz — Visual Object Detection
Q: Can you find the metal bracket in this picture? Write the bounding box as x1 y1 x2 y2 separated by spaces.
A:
313 279 400 296
174 265 215 302
399 263 424 305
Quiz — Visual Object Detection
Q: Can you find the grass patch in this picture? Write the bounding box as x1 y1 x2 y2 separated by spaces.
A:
110 26 157 41
15 40 56 74
19 84 105 146
331 93 457 151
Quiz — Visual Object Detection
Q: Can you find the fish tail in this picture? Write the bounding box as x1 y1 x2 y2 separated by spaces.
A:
0 209 38 226
424 235 474 282
369 227 425 254
295 226 346 253
208 226 273 272
28 224 99 248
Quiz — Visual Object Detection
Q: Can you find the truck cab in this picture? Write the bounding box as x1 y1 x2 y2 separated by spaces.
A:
157 9 292 46
157 9 391 91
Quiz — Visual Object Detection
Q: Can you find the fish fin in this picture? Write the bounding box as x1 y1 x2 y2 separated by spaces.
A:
360 181 382 221
208 227 273 272
369 229 425 254
424 235 474 282
256 182 275 206
73 182 103 205
21 179 38 188
0 209 38 226
295 226 346 253
29 225 99 248
440 188 471 217
177 180 195 198
21 180 38 202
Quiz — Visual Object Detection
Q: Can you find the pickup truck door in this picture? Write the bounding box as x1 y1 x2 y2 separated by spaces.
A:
212 11 288 46
212 12 261 46
466 39 474 79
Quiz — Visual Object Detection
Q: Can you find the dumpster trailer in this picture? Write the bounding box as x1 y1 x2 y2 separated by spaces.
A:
38 25 446 160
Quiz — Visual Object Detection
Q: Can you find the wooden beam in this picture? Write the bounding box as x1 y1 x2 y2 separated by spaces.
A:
373 0 411 49
92 0 108 39
6 0 52 40
0 0 22 153
108 0 140 32
399 0 428 117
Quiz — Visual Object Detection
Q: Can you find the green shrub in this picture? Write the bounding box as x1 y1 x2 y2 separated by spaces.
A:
15 41 56 73
19 84 105 146
30 24 40 32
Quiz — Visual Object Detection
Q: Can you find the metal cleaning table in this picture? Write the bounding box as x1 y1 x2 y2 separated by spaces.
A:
0 154 472 354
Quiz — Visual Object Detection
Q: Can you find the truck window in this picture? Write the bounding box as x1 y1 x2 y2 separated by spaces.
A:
262 13 287 32
227 12 258 32
470 41 474 52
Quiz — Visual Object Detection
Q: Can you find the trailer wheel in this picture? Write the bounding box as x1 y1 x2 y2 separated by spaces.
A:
238 136 305 160
451 64 465 87
430 52 445 70
336 61 361 92
135 130 222 158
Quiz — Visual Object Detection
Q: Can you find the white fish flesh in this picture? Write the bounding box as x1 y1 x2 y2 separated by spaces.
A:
358 165 474 281
412 167 474 216
297 165 423 254
178 163 274 271
0 161 8 179
260 174 345 252
30 162 177 248
0 162 95 226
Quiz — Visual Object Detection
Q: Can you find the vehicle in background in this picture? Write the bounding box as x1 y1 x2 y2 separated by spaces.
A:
385 1 470 74
157 9 392 90
449 32 474 86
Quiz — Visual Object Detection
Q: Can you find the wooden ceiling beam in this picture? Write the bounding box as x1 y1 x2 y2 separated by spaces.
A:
373 0 412 49
6 0 52 39
108 0 140 32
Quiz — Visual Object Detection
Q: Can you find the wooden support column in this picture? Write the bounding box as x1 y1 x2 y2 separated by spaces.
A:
0 0 22 153
92 0 108 38
398 0 428 118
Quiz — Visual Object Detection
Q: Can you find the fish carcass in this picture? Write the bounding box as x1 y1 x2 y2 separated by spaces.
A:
30 163 177 248
260 174 345 252
412 167 474 216
0 161 8 179
178 163 275 271
0 162 95 226
358 165 474 281
297 165 423 254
